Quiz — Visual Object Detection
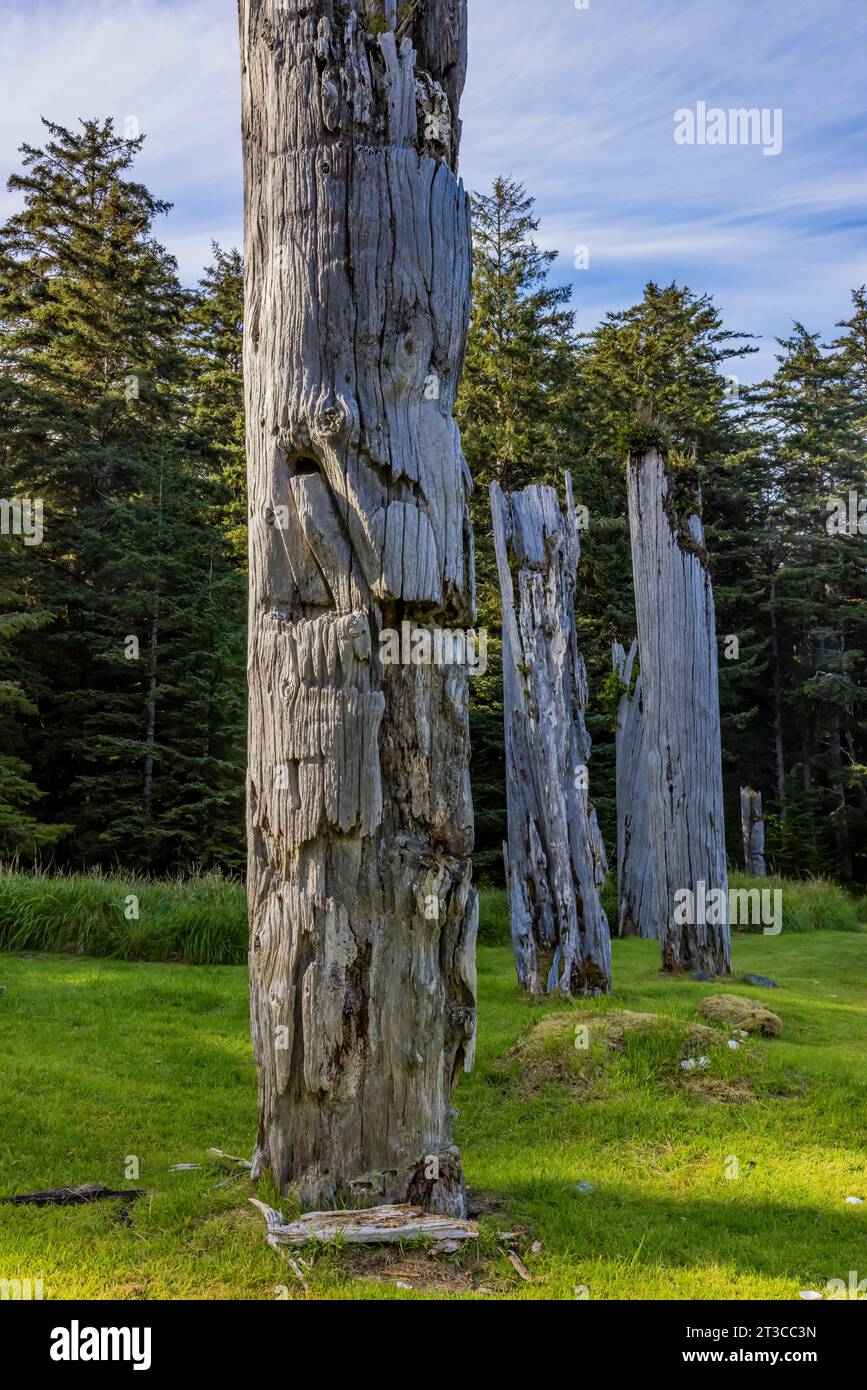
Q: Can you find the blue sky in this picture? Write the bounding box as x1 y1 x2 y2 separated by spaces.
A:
3 0 865 380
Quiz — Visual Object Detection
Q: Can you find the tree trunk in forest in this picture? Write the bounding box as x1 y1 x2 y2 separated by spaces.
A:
490 476 610 996
828 707 852 881
612 640 656 938
142 456 163 819
142 603 159 817
769 577 787 816
739 786 766 877
240 0 477 1216
626 448 731 975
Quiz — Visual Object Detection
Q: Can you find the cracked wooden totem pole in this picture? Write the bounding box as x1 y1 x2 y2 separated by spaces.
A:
611 640 656 939
490 477 611 997
740 786 766 877
239 0 477 1215
627 447 731 975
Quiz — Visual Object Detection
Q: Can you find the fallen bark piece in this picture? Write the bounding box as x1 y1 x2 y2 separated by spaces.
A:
698 994 782 1037
506 1249 534 1281
207 1148 253 1171
250 1199 478 1249
1 1183 147 1207
285 1257 309 1290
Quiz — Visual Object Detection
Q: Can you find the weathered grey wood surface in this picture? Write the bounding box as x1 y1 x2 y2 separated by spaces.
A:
240 0 476 1216
626 448 731 974
491 477 611 995
612 640 656 938
740 786 766 876
250 1198 478 1248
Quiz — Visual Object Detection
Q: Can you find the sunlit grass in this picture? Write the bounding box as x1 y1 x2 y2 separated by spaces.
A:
0 918 865 1299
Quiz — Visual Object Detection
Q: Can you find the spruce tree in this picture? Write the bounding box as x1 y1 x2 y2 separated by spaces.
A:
0 119 245 871
0 591 69 855
186 245 246 564
749 322 866 879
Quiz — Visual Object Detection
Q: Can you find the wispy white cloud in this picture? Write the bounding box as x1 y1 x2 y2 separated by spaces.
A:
2 0 864 378
463 0 867 377
0 0 242 283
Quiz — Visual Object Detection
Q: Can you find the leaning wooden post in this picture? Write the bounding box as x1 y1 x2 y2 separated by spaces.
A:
491 476 611 996
740 786 766 877
626 447 731 974
612 640 657 938
240 1 477 1215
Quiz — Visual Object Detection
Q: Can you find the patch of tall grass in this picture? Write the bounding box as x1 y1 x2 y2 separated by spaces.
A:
728 872 864 933
475 873 863 946
0 868 248 964
0 866 860 966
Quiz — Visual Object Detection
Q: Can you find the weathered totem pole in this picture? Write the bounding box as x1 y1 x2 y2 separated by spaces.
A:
740 786 766 877
626 447 731 974
612 640 656 938
240 0 477 1215
491 476 611 996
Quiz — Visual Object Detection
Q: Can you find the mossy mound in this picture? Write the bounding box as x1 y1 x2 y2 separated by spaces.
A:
492 1008 757 1101
698 994 782 1037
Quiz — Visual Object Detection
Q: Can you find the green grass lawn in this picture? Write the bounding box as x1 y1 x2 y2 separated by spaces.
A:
1 928 865 1300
